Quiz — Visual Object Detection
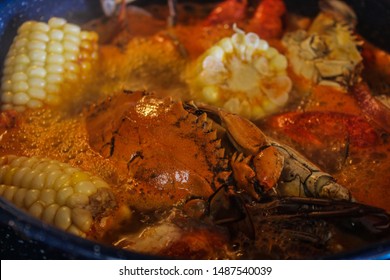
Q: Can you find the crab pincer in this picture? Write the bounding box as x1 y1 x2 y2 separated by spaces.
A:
195 103 352 202
217 109 284 200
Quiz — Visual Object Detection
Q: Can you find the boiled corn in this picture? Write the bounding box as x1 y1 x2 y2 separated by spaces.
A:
187 25 292 120
1 17 98 112
0 155 115 237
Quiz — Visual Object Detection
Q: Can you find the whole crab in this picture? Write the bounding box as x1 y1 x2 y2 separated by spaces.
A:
85 90 389 258
86 90 352 211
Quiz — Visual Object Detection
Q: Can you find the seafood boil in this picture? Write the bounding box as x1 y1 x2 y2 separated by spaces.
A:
0 0 390 259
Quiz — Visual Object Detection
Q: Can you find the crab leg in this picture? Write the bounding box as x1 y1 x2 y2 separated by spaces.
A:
251 196 389 235
270 142 352 200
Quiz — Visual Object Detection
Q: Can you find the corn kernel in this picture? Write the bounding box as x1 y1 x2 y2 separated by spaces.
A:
3 185 17 201
29 77 46 88
14 188 27 207
4 56 15 66
49 29 64 41
71 208 92 232
42 203 60 223
74 181 97 196
13 166 30 186
63 23 81 35
27 99 43 109
54 206 72 230
27 40 46 51
29 201 44 218
29 31 50 42
1 79 12 91
47 54 65 64
39 189 56 206
33 22 50 33
1 91 13 103
12 92 30 105
46 74 63 85
3 66 14 76
29 50 47 62
63 42 79 54
47 41 64 53
63 51 77 61
27 66 46 78
14 38 28 51
48 17 66 28
11 72 28 82
64 34 81 45
46 64 64 74
0 185 6 196
24 189 40 208
18 21 33 33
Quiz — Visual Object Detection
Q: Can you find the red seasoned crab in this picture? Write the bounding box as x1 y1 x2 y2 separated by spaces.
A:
86 90 352 216
86 91 230 211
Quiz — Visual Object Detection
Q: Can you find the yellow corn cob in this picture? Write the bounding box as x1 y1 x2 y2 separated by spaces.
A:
0 17 99 112
187 25 292 120
0 155 115 237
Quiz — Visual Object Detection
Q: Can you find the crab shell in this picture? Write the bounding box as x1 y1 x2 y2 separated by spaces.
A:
86 91 231 212
282 5 362 91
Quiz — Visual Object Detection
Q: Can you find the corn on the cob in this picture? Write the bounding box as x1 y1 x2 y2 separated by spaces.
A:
0 17 99 112
0 155 115 237
187 25 292 120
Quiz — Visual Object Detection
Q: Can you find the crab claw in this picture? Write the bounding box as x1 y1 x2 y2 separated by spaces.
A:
223 111 352 201
193 102 352 202
193 103 284 198
218 109 269 155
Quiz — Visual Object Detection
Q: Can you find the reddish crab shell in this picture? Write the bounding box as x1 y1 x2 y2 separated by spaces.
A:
86 91 230 212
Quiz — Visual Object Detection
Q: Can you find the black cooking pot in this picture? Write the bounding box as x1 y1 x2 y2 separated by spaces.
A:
0 0 389 259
